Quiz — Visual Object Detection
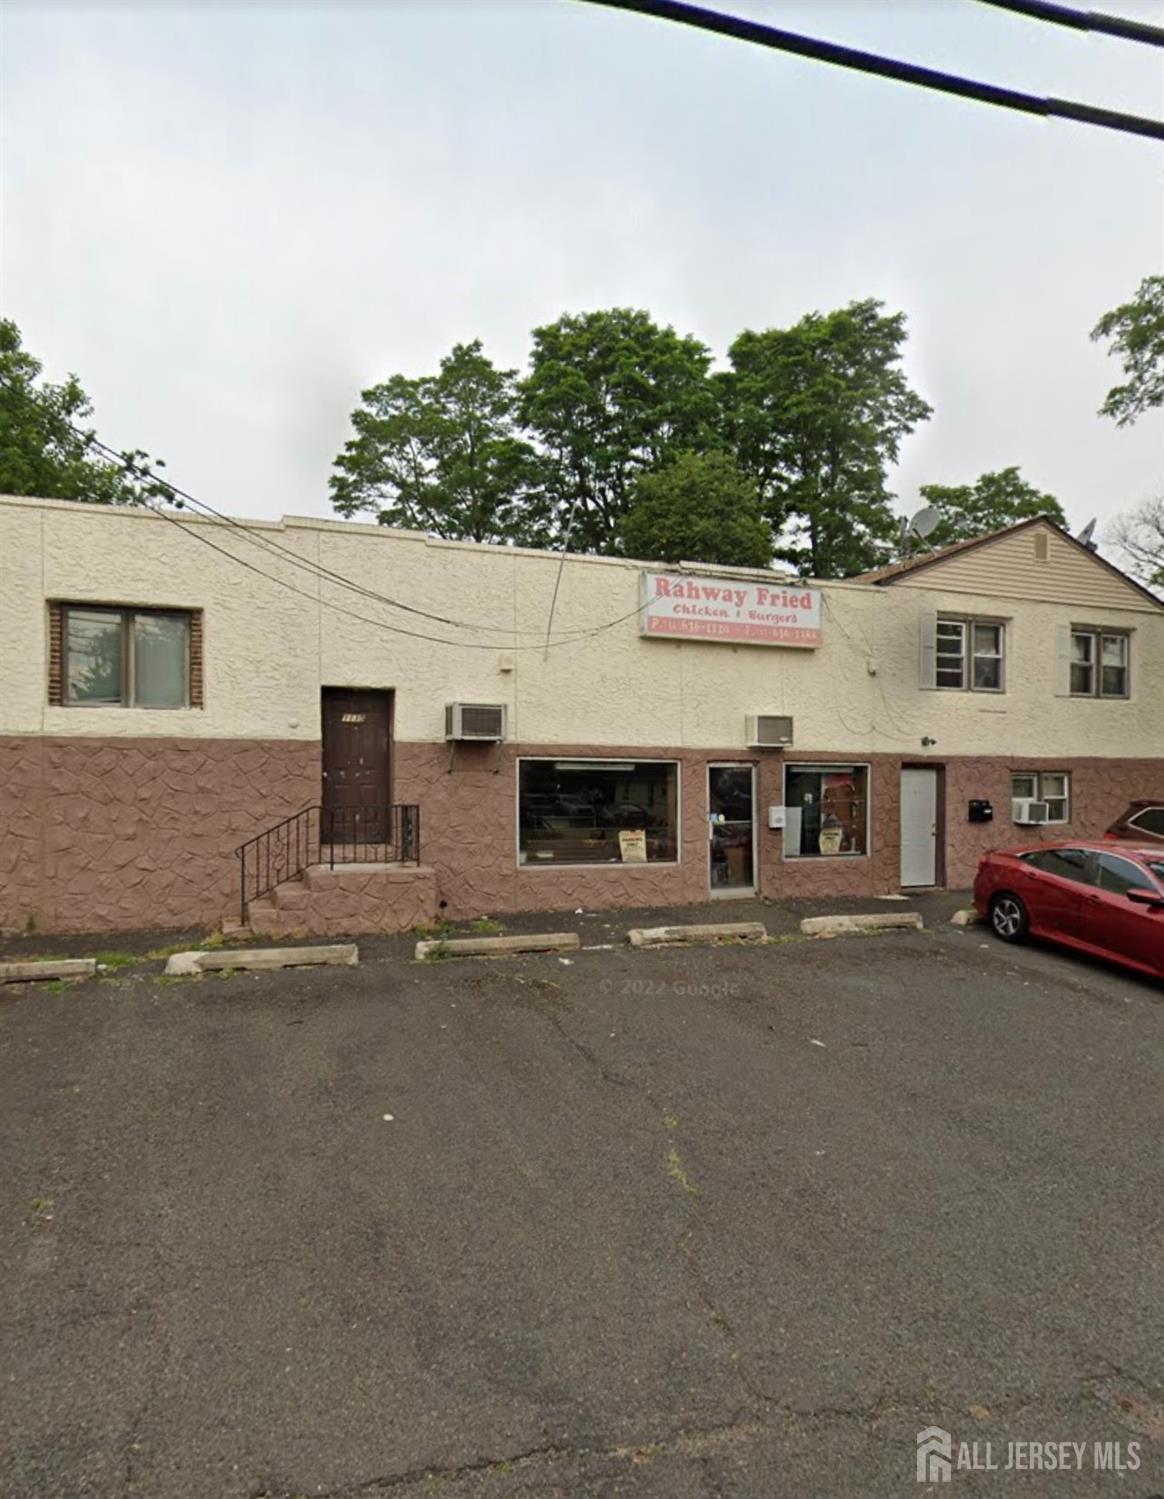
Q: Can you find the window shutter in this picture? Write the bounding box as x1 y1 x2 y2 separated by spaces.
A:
47 603 63 705
1053 624 1072 696
918 608 937 690
189 611 204 708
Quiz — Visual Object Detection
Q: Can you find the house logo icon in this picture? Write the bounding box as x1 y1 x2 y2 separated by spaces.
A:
917 1426 953 1483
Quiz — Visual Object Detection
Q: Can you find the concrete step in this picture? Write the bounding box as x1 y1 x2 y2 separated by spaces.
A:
271 883 310 912
304 862 430 892
239 863 437 937
246 900 308 939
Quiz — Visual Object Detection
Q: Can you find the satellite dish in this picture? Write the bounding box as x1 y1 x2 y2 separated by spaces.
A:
1076 517 1098 550
910 505 941 540
909 505 941 540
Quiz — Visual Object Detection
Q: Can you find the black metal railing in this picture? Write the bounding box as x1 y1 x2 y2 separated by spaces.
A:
236 803 420 924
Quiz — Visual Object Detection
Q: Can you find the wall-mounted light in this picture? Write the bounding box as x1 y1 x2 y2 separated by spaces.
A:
921 736 937 748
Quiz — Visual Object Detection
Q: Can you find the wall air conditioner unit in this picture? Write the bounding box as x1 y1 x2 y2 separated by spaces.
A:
1012 798 1050 826
746 714 793 749
445 703 507 742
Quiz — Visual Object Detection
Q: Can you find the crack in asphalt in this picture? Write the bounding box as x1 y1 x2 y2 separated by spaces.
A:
245 1407 826 1499
252 1394 1029 1499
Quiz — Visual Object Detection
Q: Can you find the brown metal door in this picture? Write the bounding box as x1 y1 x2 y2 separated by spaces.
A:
321 689 392 844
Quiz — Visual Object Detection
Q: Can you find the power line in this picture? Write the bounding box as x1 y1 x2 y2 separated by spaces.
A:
70 432 681 648
577 0 1164 142
140 498 627 652
976 0 1164 49
81 434 597 643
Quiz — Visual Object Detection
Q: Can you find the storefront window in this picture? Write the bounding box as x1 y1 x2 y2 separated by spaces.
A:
518 759 678 865
784 765 868 858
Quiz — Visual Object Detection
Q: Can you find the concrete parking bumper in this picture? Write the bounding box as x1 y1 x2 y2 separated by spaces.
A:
414 932 581 960
163 944 358 976
799 912 923 937
0 958 97 985
626 921 767 947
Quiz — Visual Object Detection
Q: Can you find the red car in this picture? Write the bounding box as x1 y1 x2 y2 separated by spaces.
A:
974 840 1164 980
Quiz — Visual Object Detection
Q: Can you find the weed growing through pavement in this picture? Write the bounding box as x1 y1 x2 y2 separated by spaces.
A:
413 918 454 942
93 952 140 970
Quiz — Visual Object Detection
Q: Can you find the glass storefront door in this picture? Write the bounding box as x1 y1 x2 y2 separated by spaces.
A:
708 764 756 895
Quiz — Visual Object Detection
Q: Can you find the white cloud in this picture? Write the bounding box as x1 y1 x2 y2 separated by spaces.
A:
2 0 1161 533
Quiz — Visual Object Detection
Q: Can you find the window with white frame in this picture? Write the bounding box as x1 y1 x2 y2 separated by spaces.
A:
1011 771 1070 824
1070 629 1129 698
518 759 678 865
936 618 1005 692
62 606 193 708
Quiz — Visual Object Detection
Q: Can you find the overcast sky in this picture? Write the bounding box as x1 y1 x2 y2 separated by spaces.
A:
2 0 1162 542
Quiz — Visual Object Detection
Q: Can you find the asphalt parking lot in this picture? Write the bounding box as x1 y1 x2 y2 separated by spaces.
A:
2 920 1162 1498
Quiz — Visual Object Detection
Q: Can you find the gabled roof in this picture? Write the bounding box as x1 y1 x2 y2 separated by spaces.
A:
856 514 1164 610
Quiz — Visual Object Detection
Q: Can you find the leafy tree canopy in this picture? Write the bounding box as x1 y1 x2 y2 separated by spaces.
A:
330 340 545 545
518 308 717 554
1091 275 1164 427
724 299 932 579
0 319 164 504
918 467 1066 548
619 450 773 569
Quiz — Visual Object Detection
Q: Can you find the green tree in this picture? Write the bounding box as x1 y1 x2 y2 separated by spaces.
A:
724 299 932 578
1110 495 1164 589
518 308 717 555
620 450 773 568
918 467 1066 547
330 340 544 544
1091 275 1164 427
0 319 164 504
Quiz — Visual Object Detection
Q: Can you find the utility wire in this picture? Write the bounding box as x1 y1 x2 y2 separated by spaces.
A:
976 0 1164 49
80 433 597 643
68 425 805 654
139 498 624 652
577 0 1164 142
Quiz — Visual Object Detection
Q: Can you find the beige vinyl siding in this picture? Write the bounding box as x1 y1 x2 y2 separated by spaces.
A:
889 523 1158 614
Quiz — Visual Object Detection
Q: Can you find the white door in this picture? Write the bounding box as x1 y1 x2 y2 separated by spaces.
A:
900 768 938 887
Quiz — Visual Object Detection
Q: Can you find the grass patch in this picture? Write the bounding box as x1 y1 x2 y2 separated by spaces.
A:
92 951 141 970
666 1144 698 1197
413 918 454 942
468 916 504 935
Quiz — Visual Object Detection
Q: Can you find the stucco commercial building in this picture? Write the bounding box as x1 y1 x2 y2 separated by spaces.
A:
2 495 1162 935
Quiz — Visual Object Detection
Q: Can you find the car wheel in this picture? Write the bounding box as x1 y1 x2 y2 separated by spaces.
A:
989 892 1028 943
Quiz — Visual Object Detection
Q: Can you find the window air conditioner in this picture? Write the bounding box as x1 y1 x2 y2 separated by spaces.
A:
1012 798 1050 825
746 714 794 748
445 703 507 742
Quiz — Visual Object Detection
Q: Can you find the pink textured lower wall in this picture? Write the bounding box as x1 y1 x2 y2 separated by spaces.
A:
394 745 1164 917
0 737 319 934
942 757 1164 887
2 735 1162 934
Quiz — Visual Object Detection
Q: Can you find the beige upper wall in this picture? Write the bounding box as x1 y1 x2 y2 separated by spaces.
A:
2 495 1161 758
886 519 1159 613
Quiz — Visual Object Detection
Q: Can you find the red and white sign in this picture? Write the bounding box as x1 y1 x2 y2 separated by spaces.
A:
639 571 822 648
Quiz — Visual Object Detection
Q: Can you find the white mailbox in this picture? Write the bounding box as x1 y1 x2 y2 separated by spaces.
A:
767 805 786 829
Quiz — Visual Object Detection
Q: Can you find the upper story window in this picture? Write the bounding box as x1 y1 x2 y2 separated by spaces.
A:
1070 628 1129 698
936 617 1005 692
53 605 201 709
